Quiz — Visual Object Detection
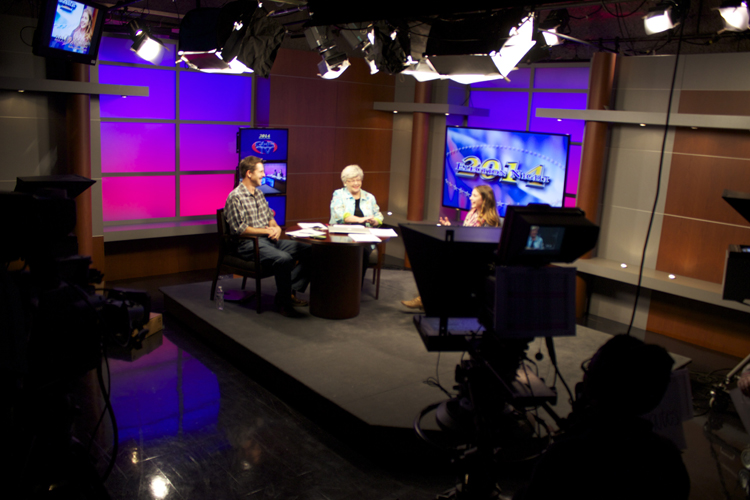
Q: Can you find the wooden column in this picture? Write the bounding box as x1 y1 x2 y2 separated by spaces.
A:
68 63 93 260
576 52 617 317
406 81 432 221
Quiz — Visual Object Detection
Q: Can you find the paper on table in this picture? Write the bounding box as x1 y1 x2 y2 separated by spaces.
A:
287 229 326 238
369 228 398 237
298 222 328 230
348 233 382 243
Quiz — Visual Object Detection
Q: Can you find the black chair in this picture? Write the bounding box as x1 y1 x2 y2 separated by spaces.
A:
211 208 275 313
364 242 386 299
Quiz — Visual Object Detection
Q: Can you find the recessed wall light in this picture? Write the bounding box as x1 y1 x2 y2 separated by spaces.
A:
639 123 646 127
668 274 676 280
393 110 398 114
621 263 628 268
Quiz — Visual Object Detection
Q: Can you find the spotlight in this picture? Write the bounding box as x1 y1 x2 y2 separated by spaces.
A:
368 21 410 75
491 15 537 78
178 3 283 77
128 20 165 64
643 1 689 35
717 0 750 31
341 24 379 74
401 58 443 82
538 9 570 47
305 26 350 79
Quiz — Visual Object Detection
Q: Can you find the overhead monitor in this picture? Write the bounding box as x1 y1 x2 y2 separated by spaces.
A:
33 0 107 65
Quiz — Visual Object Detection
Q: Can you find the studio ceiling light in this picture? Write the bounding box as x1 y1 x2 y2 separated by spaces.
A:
717 0 750 31
305 25 350 79
491 15 537 78
128 20 165 64
538 9 570 47
643 1 689 35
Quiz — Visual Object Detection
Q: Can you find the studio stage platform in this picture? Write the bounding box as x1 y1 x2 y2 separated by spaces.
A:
162 269 689 438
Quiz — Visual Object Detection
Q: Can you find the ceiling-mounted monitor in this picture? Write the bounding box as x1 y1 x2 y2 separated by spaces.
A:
33 0 107 65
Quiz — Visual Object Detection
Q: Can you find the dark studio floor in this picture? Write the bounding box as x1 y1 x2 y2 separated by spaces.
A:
56 267 750 499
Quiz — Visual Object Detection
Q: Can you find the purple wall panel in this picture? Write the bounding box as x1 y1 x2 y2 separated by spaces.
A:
529 92 587 142
179 72 253 122
566 144 581 195
467 92 529 131
471 68 531 89
102 176 175 221
180 124 239 171
564 196 577 208
180 174 235 217
99 36 176 66
100 66 176 119
101 123 175 173
534 67 590 89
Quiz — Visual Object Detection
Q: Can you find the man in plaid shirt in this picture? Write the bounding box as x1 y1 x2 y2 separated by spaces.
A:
225 156 311 317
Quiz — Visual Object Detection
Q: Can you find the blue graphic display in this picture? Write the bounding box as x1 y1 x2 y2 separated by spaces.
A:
443 127 570 217
239 128 288 162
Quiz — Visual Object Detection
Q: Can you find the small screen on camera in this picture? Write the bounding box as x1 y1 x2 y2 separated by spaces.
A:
523 226 564 253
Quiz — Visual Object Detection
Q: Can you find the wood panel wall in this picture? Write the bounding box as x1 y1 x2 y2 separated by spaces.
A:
269 49 395 225
647 90 750 356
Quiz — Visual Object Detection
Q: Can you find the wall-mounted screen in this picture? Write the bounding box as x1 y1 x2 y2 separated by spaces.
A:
267 195 286 227
33 0 107 65
443 126 570 217
238 128 288 162
259 162 287 195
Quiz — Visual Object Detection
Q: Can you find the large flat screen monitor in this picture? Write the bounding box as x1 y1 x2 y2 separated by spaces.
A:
33 0 107 65
443 126 570 217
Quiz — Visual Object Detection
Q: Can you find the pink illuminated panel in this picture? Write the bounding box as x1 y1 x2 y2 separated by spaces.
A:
102 176 176 221
99 66 176 120
534 67 590 89
101 123 176 173
530 92 587 143
468 92 529 131
180 125 239 171
179 174 235 217
566 145 582 195
179 72 253 122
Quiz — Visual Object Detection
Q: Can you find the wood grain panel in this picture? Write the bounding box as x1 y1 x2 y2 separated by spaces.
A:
270 75 338 127
359 171 390 214
286 173 342 222
334 128 393 173
672 128 750 159
104 234 217 281
286 126 337 174
663 153 750 225
335 81 395 129
646 292 750 357
679 90 750 116
270 49 324 79
656 215 750 283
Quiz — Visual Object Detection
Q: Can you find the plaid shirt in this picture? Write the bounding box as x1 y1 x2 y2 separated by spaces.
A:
224 183 273 235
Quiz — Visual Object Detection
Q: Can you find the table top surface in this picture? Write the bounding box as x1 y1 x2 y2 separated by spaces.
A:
286 225 391 246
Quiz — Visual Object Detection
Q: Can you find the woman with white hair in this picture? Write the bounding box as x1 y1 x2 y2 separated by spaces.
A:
329 164 383 227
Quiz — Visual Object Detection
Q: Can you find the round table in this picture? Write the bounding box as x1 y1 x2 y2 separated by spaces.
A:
290 228 388 319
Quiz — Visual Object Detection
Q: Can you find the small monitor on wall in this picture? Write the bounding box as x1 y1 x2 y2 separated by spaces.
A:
239 128 289 162
259 162 287 195
443 126 570 217
33 0 107 65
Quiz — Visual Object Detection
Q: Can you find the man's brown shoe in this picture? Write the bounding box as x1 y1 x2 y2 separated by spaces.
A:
291 293 308 307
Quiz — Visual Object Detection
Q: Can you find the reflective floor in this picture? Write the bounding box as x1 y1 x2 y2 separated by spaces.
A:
61 271 750 499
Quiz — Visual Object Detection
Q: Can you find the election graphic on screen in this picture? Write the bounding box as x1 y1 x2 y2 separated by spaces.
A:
443 127 569 217
239 128 288 162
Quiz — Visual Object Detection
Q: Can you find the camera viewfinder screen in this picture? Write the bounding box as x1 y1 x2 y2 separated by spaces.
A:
524 226 565 253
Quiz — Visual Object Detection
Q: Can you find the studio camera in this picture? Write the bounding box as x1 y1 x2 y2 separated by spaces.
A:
1 175 151 497
400 205 599 499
